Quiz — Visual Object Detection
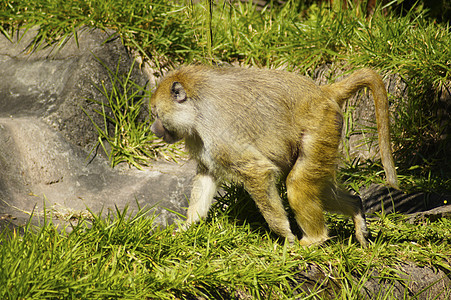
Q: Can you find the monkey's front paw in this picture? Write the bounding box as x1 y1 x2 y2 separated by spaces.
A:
176 221 191 233
170 221 189 237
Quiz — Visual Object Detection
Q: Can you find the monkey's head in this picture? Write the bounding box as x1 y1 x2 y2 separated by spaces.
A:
150 70 199 144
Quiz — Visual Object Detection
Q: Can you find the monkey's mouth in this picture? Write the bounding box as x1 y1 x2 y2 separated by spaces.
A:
161 130 181 144
150 119 181 144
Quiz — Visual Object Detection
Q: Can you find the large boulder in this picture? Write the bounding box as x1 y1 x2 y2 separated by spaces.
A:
0 26 147 149
0 27 195 230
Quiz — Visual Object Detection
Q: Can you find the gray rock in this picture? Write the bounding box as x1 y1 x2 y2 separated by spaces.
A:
360 262 450 299
405 205 451 223
0 27 195 230
0 26 148 150
0 115 195 228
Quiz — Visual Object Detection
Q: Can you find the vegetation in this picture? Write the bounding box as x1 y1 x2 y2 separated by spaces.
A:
1 198 450 299
0 0 450 298
82 58 184 168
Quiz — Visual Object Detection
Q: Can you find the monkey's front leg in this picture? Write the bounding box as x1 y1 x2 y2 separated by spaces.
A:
185 173 218 226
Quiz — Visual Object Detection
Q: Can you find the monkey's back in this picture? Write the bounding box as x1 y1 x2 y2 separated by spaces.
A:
176 65 334 127
170 65 340 172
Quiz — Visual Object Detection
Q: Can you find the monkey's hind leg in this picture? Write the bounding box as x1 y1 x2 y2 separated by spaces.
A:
285 130 339 246
324 188 369 247
286 167 329 246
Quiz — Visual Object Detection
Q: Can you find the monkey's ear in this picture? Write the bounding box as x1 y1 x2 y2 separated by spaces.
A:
171 82 187 103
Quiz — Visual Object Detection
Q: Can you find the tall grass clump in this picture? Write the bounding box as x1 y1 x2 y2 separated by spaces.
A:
0 207 299 299
83 58 183 168
0 0 199 66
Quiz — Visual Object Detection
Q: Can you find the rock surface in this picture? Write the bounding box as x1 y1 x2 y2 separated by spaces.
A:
0 26 148 149
0 27 195 230
0 115 195 226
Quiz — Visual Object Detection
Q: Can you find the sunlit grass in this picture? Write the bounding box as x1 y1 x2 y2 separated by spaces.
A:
82 57 184 168
0 199 449 299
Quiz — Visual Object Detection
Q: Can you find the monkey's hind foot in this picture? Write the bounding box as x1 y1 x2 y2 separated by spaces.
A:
298 234 329 247
353 213 370 248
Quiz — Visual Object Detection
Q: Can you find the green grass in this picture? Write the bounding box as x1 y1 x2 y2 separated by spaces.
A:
0 0 197 65
82 57 184 168
1 199 449 299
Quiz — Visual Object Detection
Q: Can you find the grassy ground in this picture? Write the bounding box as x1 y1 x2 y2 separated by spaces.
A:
0 0 450 298
1 198 450 299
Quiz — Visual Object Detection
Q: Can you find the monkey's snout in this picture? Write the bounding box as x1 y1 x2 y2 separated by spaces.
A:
150 118 165 138
151 118 180 144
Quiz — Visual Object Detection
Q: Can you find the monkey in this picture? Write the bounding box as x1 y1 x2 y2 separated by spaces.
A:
150 65 398 247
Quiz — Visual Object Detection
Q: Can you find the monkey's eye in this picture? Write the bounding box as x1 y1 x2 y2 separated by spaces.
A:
171 81 187 103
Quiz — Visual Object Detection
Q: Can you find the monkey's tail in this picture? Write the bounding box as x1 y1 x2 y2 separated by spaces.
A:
322 69 399 189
